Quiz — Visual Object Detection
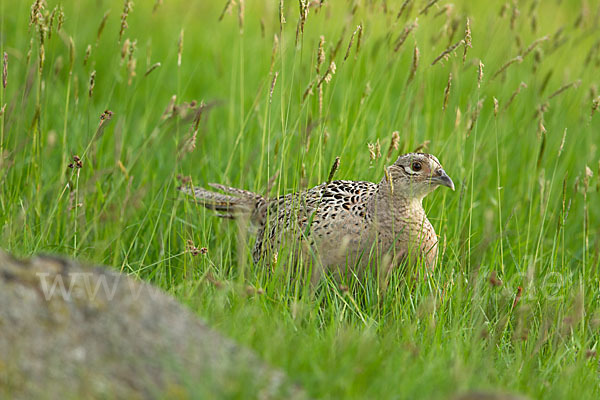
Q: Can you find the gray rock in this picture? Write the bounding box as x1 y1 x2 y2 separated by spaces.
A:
0 252 308 399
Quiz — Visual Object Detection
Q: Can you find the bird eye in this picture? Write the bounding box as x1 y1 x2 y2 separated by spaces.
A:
411 162 422 172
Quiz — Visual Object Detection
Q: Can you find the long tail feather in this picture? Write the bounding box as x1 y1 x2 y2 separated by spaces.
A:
179 183 264 221
207 183 262 199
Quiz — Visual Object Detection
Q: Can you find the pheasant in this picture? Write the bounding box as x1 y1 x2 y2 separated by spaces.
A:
180 153 454 281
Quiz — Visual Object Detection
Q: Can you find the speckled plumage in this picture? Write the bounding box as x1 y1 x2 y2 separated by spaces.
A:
181 153 454 280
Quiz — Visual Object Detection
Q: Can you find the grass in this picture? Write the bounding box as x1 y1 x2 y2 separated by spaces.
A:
1 0 600 398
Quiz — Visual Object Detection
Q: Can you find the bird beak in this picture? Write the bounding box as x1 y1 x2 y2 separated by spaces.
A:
430 169 455 191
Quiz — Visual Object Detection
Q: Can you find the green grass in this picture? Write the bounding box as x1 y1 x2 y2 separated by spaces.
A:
2 0 600 398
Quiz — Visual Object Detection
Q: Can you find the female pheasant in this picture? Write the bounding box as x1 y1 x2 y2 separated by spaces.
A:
180 153 454 280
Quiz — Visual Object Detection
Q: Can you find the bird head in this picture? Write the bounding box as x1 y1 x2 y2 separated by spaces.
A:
383 153 455 200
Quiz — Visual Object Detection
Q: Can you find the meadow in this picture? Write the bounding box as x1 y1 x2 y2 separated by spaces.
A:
1 0 599 398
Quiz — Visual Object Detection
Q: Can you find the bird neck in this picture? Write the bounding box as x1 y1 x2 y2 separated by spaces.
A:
368 178 426 223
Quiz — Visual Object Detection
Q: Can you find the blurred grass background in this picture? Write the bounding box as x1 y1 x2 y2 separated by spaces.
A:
1 0 599 398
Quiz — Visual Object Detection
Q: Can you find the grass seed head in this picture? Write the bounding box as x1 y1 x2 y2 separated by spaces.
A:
355 23 363 57
558 128 567 157
296 0 308 45
269 34 279 74
504 81 527 111
100 109 114 122
462 17 471 63
121 38 130 62
466 98 484 135
29 0 46 27
126 39 137 85
184 131 197 154
279 0 286 30
491 55 522 80
530 11 538 32
412 140 431 153
144 62 161 77
539 70 552 94
443 72 452 111
48 6 57 38
2 52 7 89
548 80 581 100
477 60 484 88
186 240 207 256
177 29 184 67
219 0 234 21
38 42 45 74
83 44 92 66
68 155 83 169
510 0 520 30
330 27 346 60
573 4 587 29
532 47 542 73
584 165 593 185
537 118 546 139
431 39 465 65
387 131 400 159
95 110 114 140
345 24 363 62
534 102 549 122
592 96 600 118
57 6 64 31
119 0 134 42
269 71 278 103
97 10 110 42
316 35 325 73
88 70 96 97
318 83 324 116
444 16 460 46
552 26 564 45
394 19 418 52
419 0 439 15
455 107 461 127
327 156 340 184
238 0 245 32
302 76 316 101
179 102 204 157
344 26 359 61
322 127 329 145
522 35 548 58
260 17 266 38
396 0 412 20
407 45 419 83
434 4 453 18
368 140 381 161
413 140 430 153
514 34 522 54
322 61 336 84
